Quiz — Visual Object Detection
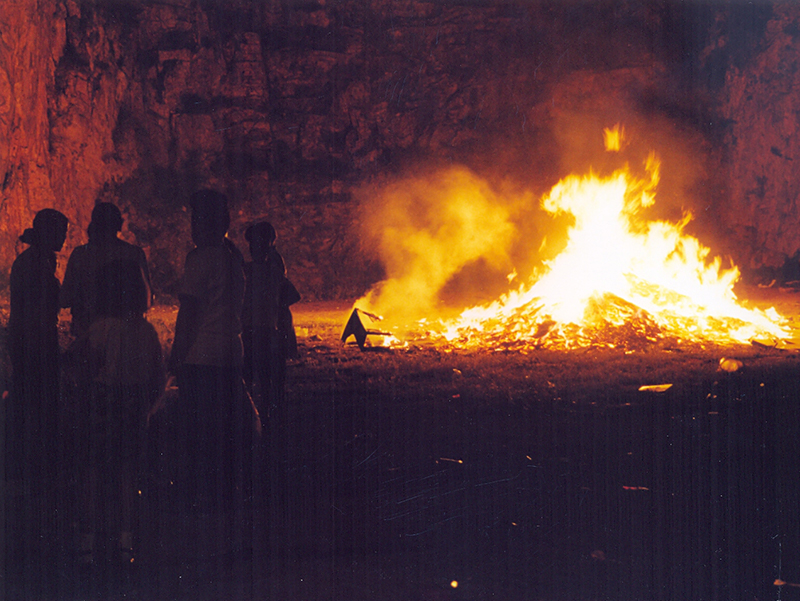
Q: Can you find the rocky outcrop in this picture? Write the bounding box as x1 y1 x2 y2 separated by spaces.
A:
0 1 795 301
719 3 800 273
0 0 66 264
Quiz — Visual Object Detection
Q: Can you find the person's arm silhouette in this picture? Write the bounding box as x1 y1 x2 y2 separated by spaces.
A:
169 294 200 373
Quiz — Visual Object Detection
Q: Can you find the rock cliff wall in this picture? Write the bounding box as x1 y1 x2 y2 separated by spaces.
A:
0 0 795 300
0 0 67 262
719 3 800 274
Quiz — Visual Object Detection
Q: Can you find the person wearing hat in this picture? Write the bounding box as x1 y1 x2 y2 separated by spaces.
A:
9 208 69 364
8 207 70 414
8 209 70 461
6 209 69 583
60 202 151 339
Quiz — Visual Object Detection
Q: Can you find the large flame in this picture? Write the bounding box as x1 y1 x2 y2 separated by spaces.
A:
355 127 789 350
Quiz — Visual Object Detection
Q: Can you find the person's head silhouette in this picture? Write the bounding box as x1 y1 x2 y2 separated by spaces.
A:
190 189 230 248
19 209 69 252
244 222 276 263
87 202 123 243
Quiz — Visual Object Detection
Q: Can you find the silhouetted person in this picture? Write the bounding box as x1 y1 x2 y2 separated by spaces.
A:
6 208 68 595
7 208 69 478
241 222 300 568
61 202 151 339
168 189 253 514
242 221 294 419
74 260 164 568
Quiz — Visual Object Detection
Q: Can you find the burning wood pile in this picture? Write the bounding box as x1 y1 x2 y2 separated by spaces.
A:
344 126 790 352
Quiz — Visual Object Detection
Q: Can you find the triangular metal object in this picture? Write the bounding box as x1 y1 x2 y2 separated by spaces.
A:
341 308 391 351
341 309 369 350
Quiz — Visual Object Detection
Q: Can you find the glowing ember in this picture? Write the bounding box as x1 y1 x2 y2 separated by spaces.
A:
354 126 789 350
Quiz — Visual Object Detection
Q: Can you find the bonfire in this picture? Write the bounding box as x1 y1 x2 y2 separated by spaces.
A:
349 125 789 352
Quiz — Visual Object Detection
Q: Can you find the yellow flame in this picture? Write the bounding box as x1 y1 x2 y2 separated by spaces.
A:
603 124 625 152
440 148 787 349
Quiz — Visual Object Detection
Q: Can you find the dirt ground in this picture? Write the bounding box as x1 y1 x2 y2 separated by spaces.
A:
158 289 800 600
6 287 800 600
279 289 800 601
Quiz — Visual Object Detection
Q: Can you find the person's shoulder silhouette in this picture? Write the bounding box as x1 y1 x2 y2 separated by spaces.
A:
61 202 150 337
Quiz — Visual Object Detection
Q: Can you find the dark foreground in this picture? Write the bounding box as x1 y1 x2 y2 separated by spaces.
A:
5 300 800 600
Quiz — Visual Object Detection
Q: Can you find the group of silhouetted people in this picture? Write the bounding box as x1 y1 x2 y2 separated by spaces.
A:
4 191 297 592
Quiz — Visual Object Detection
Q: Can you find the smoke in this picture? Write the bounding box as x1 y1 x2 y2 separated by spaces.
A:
354 166 520 330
